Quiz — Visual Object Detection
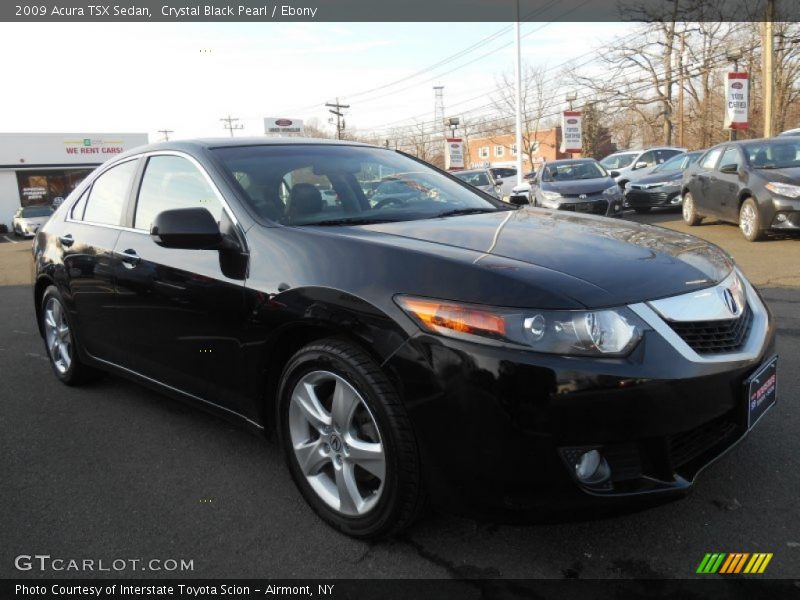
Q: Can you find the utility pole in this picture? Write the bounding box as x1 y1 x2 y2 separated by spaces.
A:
157 129 174 142
677 30 686 148
513 0 523 185
220 114 243 137
762 0 775 138
325 98 350 140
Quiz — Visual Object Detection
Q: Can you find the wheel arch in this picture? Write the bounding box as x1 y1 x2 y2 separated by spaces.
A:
737 189 755 208
34 275 56 337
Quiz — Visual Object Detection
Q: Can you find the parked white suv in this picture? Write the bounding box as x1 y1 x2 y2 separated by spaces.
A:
600 147 686 189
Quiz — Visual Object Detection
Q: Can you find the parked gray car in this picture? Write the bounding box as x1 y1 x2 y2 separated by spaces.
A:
601 147 686 189
453 168 501 198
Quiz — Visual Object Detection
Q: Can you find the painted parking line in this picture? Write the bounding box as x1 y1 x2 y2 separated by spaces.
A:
2 235 19 244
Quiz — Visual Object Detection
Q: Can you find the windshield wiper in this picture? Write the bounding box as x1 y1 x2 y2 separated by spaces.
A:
434 207 505 218
755 165 780 169
305 217 393 226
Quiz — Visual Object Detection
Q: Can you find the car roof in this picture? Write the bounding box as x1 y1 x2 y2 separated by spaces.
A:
544 158 598 166
122 136 377 156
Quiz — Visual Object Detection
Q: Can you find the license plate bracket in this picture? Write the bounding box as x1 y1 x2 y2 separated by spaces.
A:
746 355 778 429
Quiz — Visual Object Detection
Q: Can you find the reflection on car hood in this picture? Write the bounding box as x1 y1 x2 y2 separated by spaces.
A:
631 171 683 185
542 177 614 195
760 166 800 183
361 208 734 305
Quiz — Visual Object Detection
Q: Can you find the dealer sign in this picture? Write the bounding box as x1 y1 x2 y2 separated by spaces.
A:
724 72 749 130
264 118 304 135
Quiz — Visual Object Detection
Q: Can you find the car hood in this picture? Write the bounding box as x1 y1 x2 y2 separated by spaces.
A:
631 171 683 185
361 209 734 306
759 166 800 183
542 178 614 195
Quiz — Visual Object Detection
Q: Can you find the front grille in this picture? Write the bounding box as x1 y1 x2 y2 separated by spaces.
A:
667 414 739 469
558 200 608 215
626 190 671 205
667 304 753 354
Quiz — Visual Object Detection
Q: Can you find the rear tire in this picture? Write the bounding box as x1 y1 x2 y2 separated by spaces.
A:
682 192 703 226
739 197 765 242
278 338 425 539
41 286 102 385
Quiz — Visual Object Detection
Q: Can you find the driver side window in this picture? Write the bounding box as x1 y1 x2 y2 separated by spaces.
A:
637 151 655 167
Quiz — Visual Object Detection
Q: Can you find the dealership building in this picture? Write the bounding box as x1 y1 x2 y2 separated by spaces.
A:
0 132 148 228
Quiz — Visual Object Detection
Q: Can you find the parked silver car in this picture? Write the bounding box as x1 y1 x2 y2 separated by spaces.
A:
600 147 686 188
453 168 501 198
488 167 518 200
12 205 54 238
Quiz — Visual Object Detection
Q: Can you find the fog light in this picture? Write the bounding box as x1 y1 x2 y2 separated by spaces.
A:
671 196 682 204
776 213 788 223
575 449 611 485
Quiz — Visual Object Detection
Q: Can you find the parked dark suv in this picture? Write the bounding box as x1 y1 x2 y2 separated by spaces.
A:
33 139 776 538
682 138 800 241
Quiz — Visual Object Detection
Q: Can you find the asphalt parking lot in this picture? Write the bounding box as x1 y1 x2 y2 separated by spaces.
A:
1 211 798 580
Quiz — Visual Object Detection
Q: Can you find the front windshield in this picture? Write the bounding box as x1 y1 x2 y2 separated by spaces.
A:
600 153 637 169
542 161 607 181
744 140 800 169
213 144 507 225
21 206 54 218
454 171 491 186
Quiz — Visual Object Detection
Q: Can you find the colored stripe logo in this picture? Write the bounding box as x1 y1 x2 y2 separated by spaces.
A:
696 553 773 574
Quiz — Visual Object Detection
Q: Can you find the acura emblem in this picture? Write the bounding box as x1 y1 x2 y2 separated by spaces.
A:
579 194 587 199
722 288 740 316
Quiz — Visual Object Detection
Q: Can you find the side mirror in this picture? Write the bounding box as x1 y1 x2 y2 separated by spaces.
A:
719 163 739 174
609 170 620 178
495 179 503 186
509 195 529 206
634 161 648 169
150 207 223 250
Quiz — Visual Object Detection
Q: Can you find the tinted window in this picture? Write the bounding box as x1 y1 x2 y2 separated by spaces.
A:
135 156 223 231
83 160 138 226
491 168 516 178
213 145 504 226
600 153 637 169
719 147 742 170
454 171 491 186
700 148 723 170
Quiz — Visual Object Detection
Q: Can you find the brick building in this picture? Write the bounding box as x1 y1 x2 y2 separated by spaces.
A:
466 127 579 172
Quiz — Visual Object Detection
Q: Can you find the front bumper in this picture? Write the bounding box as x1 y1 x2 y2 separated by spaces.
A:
766 196 800 231
385 277 775 515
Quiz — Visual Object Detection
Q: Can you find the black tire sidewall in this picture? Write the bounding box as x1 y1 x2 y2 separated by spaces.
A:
277 342 411 538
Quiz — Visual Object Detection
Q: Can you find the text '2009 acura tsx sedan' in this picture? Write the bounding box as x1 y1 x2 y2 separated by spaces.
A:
33 138 777 538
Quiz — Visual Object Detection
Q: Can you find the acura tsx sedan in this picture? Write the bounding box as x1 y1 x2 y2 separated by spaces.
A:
33 138 777 538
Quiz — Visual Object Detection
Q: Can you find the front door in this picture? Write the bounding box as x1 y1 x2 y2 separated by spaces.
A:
113 154 249 413
710 146 744 222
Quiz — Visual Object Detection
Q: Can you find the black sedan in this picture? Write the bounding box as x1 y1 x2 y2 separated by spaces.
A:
522 158 624 217
624 151 702 213
33 138 776 539
682 137 800 241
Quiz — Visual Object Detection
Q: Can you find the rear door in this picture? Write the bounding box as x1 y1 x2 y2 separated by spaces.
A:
59 157 140 363
112 153 250 413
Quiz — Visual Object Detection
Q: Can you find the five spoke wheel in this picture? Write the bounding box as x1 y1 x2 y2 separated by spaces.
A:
43 297 72 374
288 371 385 516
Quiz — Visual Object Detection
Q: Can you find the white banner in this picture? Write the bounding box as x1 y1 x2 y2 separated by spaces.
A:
445 138 465 170
724 73 749 130
264 117 304 135
560 111 582 153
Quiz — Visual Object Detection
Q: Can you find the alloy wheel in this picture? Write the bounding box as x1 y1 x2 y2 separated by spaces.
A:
44 297 72 374
740 203 756 238
682 195 693 222
288 370 385 516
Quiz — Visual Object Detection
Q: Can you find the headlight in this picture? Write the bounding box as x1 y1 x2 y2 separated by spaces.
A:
395 296 645 357
646 181 677 188
540 190 562 208
765 182 800 198
603 185 621 197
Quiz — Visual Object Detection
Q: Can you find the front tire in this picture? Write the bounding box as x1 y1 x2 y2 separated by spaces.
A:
41 286 101 385
682 192 703 226
739 198 765 242
278 338 424 539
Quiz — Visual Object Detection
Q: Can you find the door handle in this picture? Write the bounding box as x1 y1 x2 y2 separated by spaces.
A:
59 234 74 247
117 249 141 268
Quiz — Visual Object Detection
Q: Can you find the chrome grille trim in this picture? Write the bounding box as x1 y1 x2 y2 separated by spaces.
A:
628 269 769 364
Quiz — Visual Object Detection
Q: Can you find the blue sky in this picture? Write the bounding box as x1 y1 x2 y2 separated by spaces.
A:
0 21 635 141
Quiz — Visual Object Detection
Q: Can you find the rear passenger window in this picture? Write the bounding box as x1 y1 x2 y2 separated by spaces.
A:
700 148 723 170
135 156 223 231
83 160 138 226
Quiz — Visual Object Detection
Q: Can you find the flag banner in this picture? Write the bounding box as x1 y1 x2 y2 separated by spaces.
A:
724 73 749 130
560 111 582 153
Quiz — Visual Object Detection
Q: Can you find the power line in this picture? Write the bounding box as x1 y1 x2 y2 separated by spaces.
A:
220 114 243 137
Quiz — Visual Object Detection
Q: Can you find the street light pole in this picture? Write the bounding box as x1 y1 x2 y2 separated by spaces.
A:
513 0 523 185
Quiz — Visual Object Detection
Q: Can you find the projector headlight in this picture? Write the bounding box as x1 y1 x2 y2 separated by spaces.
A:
540 190 562 208
396 296 645 357
603 185 622 197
